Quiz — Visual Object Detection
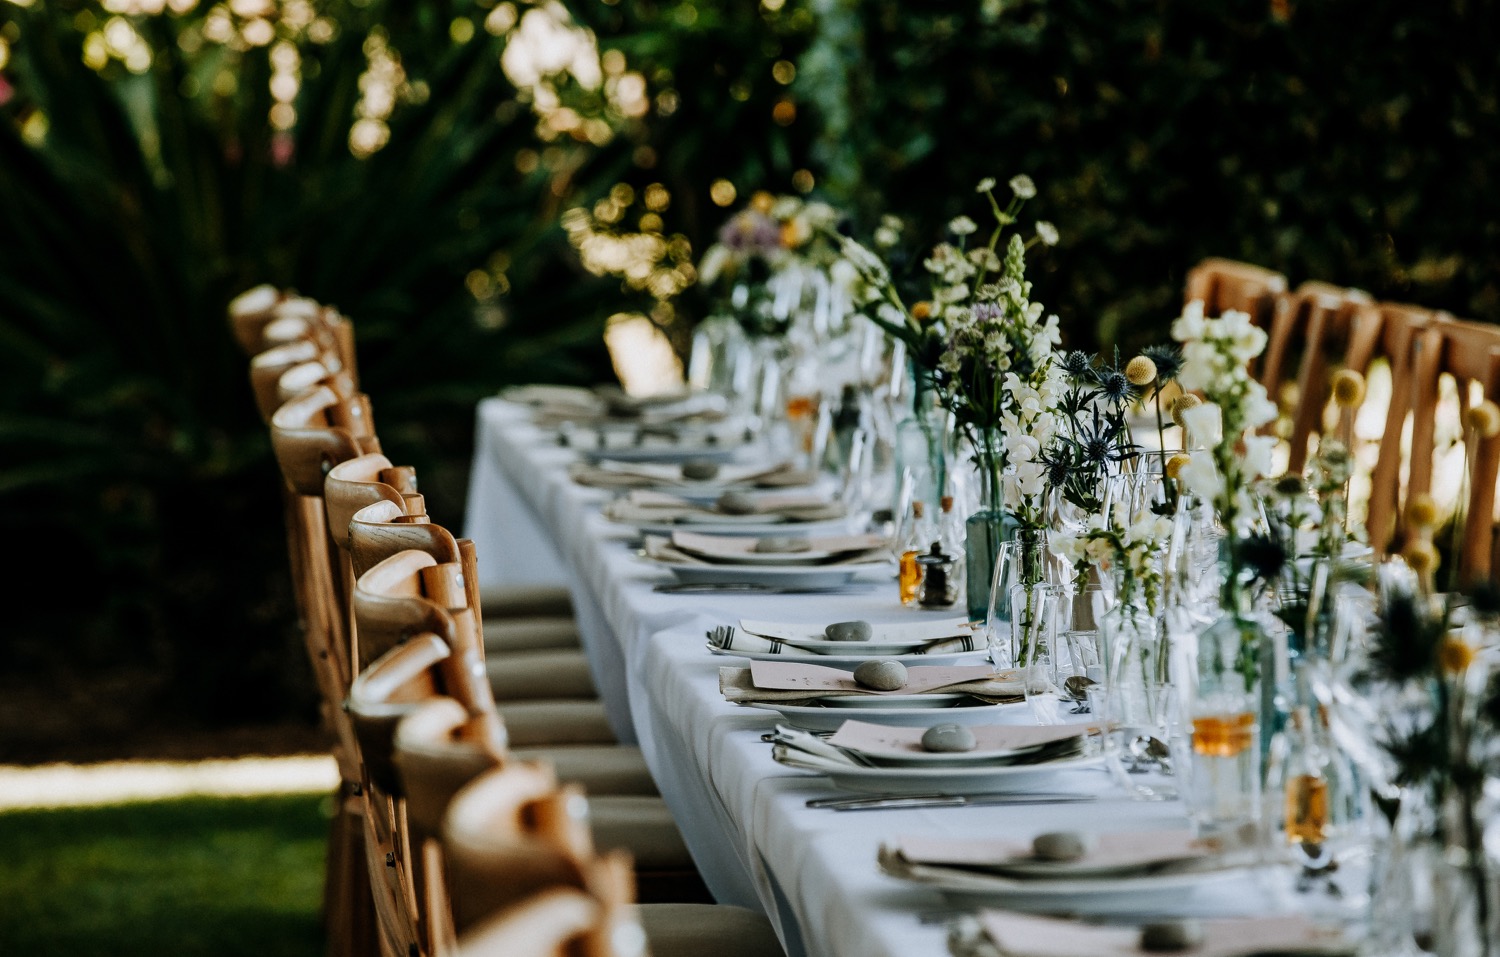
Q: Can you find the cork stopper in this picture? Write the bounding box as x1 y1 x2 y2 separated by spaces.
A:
940 495 954 513
912 500 925 518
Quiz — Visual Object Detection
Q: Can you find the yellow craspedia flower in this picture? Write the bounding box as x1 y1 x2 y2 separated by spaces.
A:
749 191 775 214
911 301 933 323
1438 635 1476 674
1465 400 1500 439
1164 453 1191 479
1406 494 1440 530
1330 369 1367 409
1170 393 1202 429
1125 355 1157 386
1402 537 1440 576
1278 381 1300 411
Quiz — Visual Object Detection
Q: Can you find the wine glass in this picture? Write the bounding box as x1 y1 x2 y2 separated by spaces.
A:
1013 582 1067 725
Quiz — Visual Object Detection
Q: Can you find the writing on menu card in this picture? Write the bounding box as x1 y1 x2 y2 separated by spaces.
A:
748 660 997 695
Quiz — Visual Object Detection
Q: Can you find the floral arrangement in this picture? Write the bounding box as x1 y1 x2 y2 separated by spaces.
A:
1051 495 1176 616
1364 570 1500 955
833 175 1064 526
1168 300 1278 688
697 193 845 338
1170 302 1279 539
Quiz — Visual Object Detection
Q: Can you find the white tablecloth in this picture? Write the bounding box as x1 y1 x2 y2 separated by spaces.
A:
462 396 1294 957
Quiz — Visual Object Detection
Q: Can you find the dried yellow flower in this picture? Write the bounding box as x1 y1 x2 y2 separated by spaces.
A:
1330 369 1367 409
1402 537 1440 576
1278 381 1300 411
1465 400 1500 439
911 301 933 323
1406 494 1439 530
1170 394 1202 429
1438 635 1477 675
1164 453 1191 480
1125 355 1157 386
750 191 776 214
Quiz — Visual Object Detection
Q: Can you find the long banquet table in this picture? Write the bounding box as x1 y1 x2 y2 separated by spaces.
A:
462 395 1297 957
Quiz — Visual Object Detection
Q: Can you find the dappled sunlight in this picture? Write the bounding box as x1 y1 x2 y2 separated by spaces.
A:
0 755 338 810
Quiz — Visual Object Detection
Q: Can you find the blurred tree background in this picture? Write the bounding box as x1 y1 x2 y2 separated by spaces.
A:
1 0 1495 751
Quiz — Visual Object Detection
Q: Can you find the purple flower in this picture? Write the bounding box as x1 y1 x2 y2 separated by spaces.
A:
971 301 1002 323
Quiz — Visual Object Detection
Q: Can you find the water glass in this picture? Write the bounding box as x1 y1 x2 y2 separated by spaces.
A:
1013 582 1066 725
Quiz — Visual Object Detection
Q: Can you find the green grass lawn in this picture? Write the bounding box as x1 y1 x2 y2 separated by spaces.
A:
0 793 330 957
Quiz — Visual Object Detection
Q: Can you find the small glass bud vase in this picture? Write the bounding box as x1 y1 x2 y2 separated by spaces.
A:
1183 580 1267 837
916 545 959 608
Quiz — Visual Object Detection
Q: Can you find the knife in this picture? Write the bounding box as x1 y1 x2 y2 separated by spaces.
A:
807 791 1097 811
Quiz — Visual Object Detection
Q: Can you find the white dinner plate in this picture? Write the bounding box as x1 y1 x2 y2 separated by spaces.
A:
581 444 743 465
746 698 1024 733
848 738 1078 768
877 846 1265 911
759 636 936 654
818 751 1104 794
645 556 893 589
819 692 971 710
708 646 988 668
626 516 860 538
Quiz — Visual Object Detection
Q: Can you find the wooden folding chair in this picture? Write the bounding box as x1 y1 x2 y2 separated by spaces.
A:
440 757 784 957
1376 318 1500 584
1183 257 1287 331
1265 282 1381 473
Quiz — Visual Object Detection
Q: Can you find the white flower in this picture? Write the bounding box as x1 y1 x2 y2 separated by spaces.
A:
698 244 730 287
1241 434 1277 482
1178 450 1225 501
874 225 900 248
1035 221 1059 246
1049 533 1086 565
976 177 997 193
1175 340 1219 391
1009 174 1037 199
1180 402 1223 449
948 215 978 237
1241 383 1278 430
1171 299 1207 343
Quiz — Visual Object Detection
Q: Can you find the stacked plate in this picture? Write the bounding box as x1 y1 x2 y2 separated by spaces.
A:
644 531 891 587
771 720 1100 792
878 828 1270 910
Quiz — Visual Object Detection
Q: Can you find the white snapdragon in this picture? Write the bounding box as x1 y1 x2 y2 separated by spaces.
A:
1179 402 1223 449
1241 433 1277 481
1178 450 1225 501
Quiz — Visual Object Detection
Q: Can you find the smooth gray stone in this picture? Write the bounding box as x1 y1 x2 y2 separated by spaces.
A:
920 723 977 753
1140 919 1204 952
853 659 907 691
681 459 721 481
754 535 811 553
1031 830 1095 862
716 490 757 514
824 620 873 642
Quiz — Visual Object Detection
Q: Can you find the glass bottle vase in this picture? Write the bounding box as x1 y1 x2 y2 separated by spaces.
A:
1183 579 1267 836
964 431 1019 622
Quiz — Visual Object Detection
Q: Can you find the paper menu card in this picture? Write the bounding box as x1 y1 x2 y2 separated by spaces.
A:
976 910 1352 957
740 616 974 644
747 661 997 696
828 720 1088 757
892 830 1210 873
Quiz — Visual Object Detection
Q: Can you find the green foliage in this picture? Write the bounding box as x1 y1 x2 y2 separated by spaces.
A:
0 794 327 957
804 0 1500 354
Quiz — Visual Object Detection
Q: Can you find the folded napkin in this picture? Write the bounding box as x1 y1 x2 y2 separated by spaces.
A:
719 665 1022 705
500 384 605 418
965 910 1353 957
828 720 1090 762
708 628 982 657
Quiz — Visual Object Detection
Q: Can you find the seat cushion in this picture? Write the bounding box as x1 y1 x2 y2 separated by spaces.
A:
496 700 617 747
588 796 694 872
636 903 785 957
479 584 575 619
483 615 581 654
487 649 598 701
509 744 659 796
